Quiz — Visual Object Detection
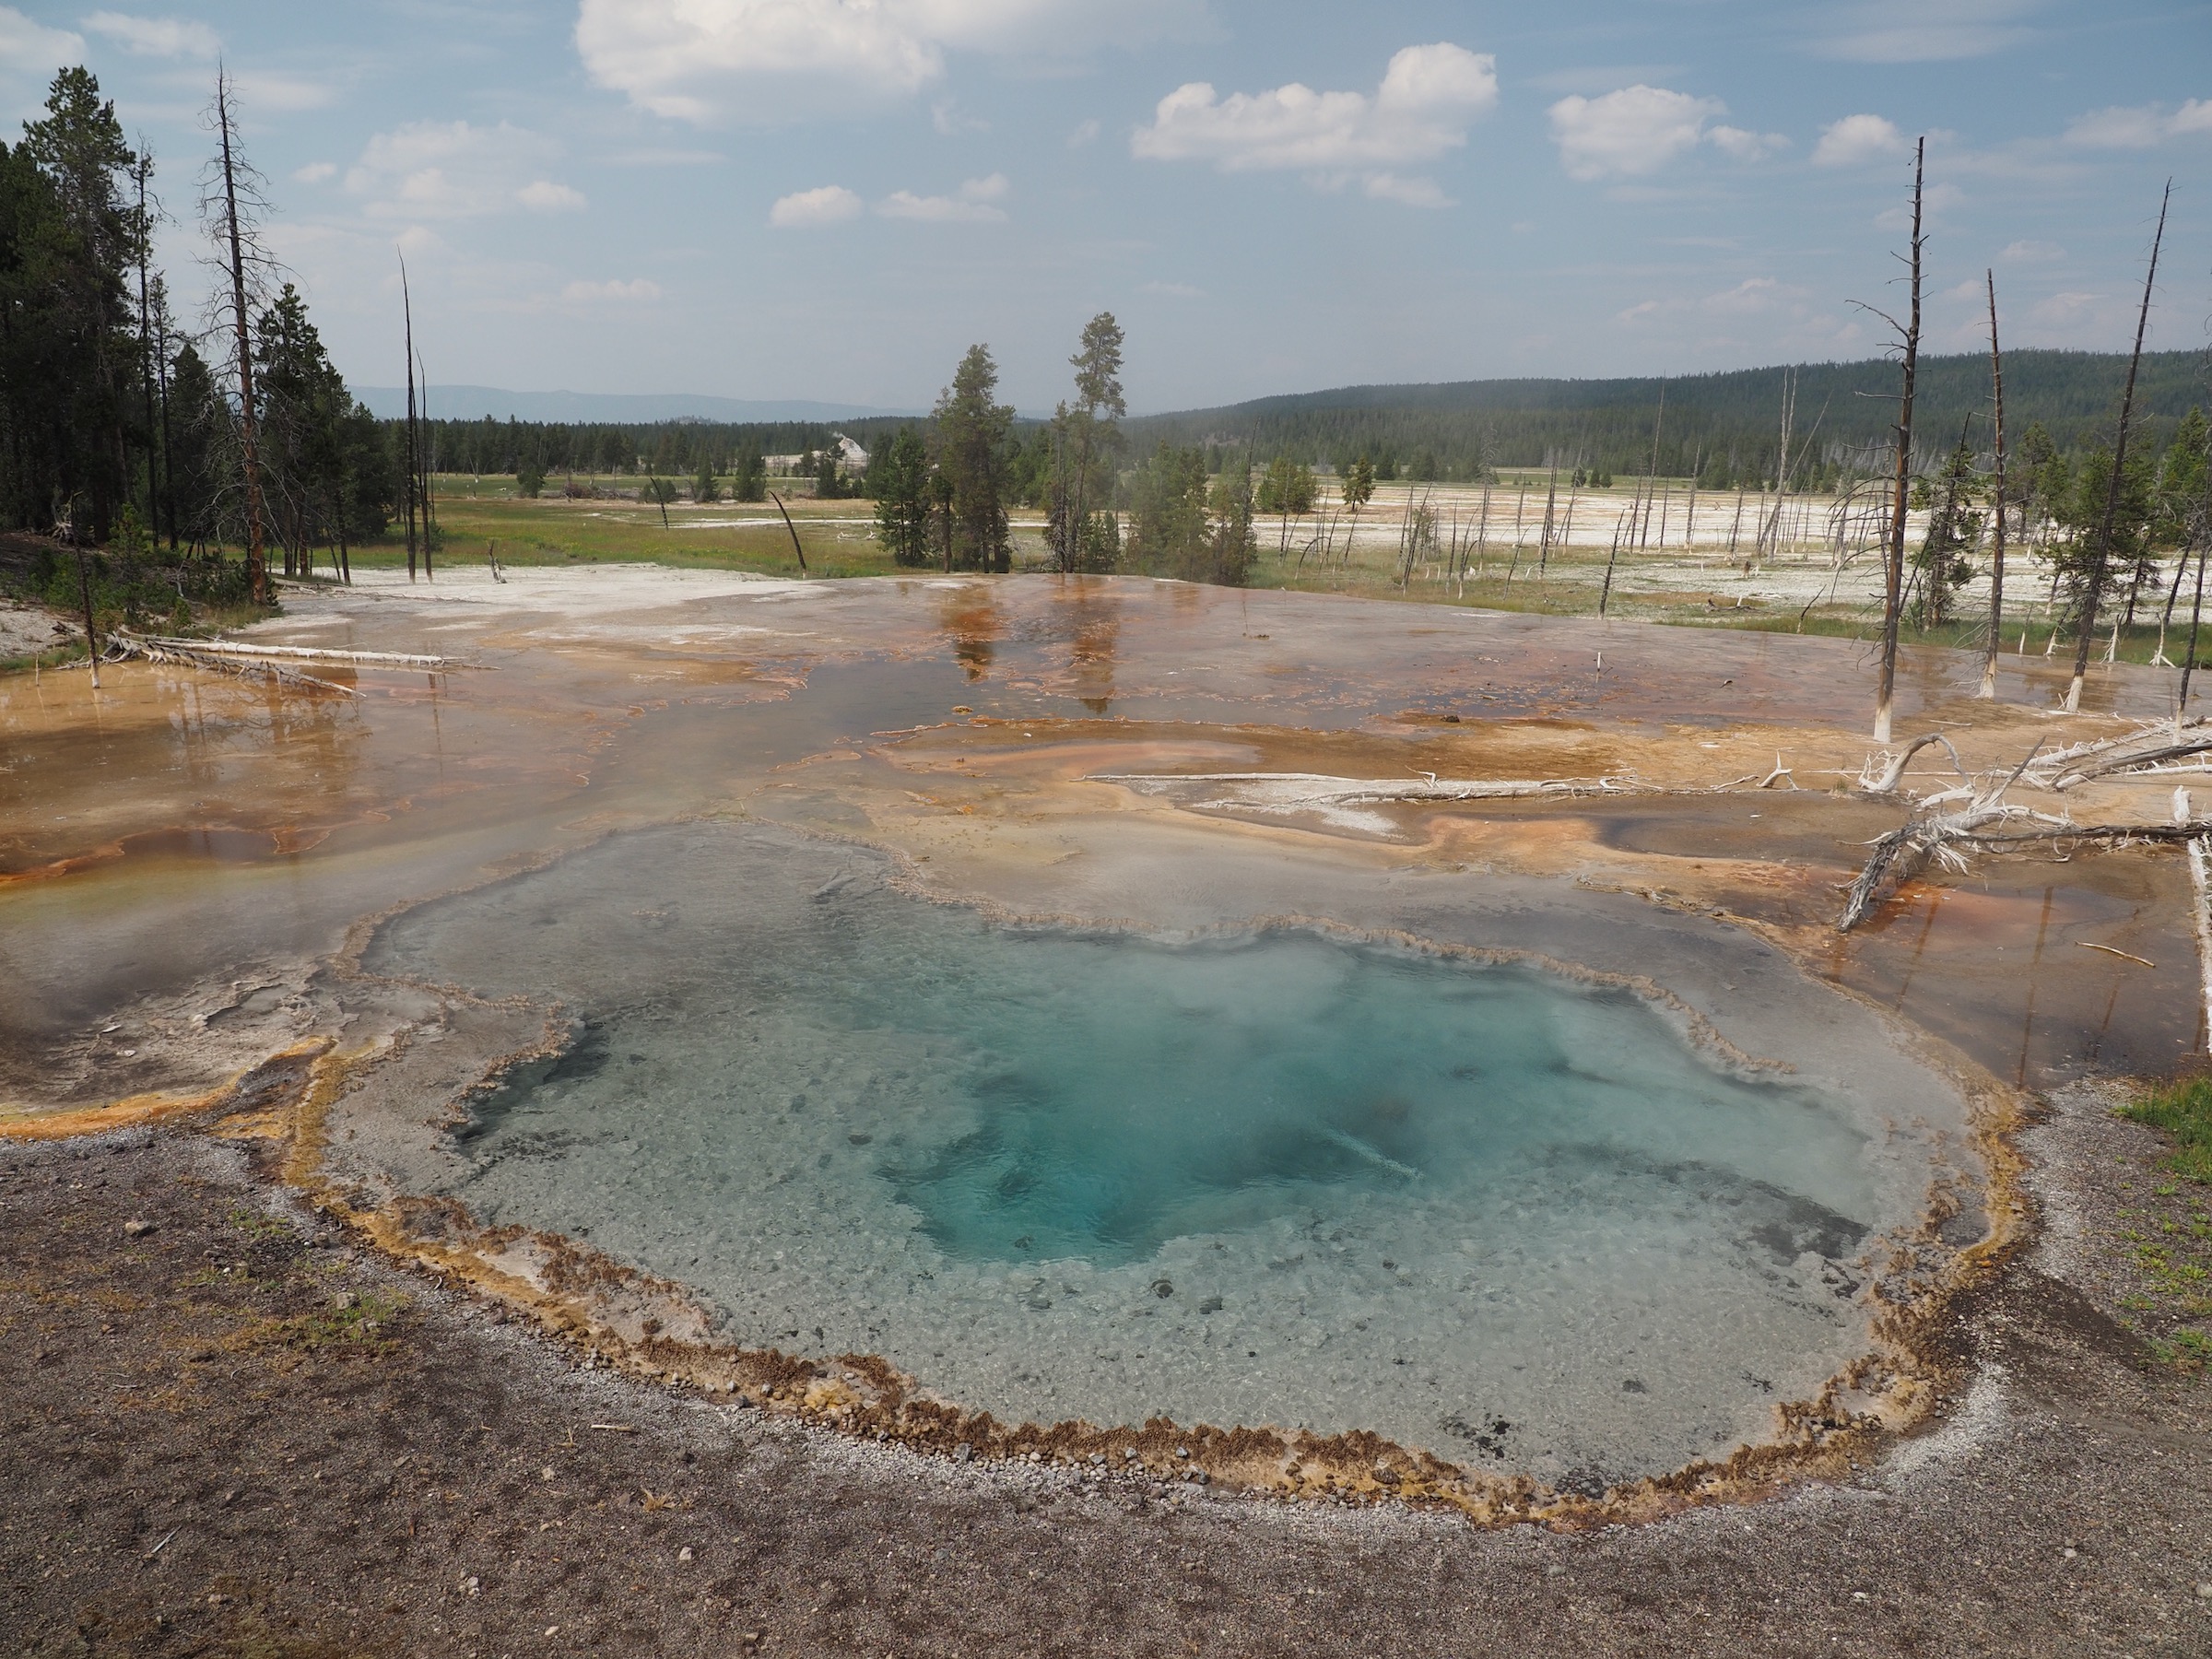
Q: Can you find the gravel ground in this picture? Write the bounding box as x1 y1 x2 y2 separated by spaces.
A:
3 1093 2209 1659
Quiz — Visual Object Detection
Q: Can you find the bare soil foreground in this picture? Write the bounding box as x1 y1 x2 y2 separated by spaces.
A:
5 568 2212 1655
4 1097 2208 1658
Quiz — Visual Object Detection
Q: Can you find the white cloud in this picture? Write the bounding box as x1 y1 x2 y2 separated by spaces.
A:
1707 124 1786 162
868 172 1010 221
229 71 335 112
2065 99 2212 149
347 122 580 220
1813 0 2044 64
877 187 1006 222
576 0 1210 125
2000 238 2065 263
1811 112 1911 167
0 8 83 76
81 11 218 57
1067 117 1100 147
518 180 586 212
1548 86 1720 181
291 160 336 184
770 183 865 226
1132 42 1493 206
563 278 661 303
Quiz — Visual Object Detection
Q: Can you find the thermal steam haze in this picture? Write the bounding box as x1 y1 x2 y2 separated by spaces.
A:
5 0 2206 412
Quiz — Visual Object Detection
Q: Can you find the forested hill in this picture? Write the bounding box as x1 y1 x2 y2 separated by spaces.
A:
1124 349 2206 486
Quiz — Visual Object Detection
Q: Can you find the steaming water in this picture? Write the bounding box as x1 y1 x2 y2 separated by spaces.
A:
370 820 1889 1480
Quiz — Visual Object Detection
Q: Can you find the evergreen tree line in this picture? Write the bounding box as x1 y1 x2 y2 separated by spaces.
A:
0 67 404 616
1122 349 2208 489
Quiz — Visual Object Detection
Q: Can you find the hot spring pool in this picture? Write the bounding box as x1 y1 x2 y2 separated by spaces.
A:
363 820 1916 1483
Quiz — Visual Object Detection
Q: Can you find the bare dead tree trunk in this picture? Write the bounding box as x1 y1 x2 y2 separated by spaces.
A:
418 348 435 579
1599 509 1630 616
216 72 267 606
1637 385 1665 555
1874 138 1925 744
76 549 100 688
1537 458 1558 579
768 490 809 574
401 253 419 581
1980 270 2009 698
133 152 160 541
2068 181 2171 712
2181 544 2210 736
154 284 175 549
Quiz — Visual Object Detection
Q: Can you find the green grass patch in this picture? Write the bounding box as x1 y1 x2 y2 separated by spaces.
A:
252 1288 409 1355
226 1206 293 1241
2121 1077 2212 1185
2148 1328 2212 1370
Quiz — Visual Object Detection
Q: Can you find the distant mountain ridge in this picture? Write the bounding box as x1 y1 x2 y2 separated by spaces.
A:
352 384 917 424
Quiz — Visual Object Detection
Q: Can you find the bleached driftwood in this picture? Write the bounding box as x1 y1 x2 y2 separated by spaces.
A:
1093 771 1636 807
123 634 461 669
107 633 358 697
1858 732 1968 795
1839 802 2212 932
2045 735 2212 790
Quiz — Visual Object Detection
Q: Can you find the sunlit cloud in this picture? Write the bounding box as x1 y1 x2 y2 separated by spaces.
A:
1549 86 1723 181
770 183 864 227
877 174 1010 222
1811 112 1911 167
577 0 1211 125
1133 42 1493 207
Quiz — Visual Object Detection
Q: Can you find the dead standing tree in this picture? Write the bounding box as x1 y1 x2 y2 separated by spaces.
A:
400 253 419 581
203 69 271 606
2065 182 2171 714
1863 137 1925 745
1979 270 2009 699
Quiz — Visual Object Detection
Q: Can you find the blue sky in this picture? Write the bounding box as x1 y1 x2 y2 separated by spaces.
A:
0 1 2206 412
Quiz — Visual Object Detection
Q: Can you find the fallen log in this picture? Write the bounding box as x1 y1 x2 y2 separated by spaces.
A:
107 634 358 697
2047 735 2212 790
1839 808 2212 932
119 632 463 670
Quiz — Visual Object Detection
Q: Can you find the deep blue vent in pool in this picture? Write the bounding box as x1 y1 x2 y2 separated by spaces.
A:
870 932 1859 1269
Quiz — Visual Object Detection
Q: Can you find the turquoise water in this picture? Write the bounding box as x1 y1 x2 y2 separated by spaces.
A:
369 821 1894 1479
865 931 1867 1270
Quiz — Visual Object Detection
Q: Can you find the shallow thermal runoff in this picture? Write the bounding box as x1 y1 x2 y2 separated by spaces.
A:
6 566 2197 1521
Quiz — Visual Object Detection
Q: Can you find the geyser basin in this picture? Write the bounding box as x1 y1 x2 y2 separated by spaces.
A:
362 821 1931 1484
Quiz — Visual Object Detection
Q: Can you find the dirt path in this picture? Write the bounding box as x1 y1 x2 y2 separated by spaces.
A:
4 1097 2207 1659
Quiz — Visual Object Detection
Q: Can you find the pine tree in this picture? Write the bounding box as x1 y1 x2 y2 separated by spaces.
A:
1910 439 1983 628
871 425 933 567
933 345 1013 572
1050 313 1125 572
